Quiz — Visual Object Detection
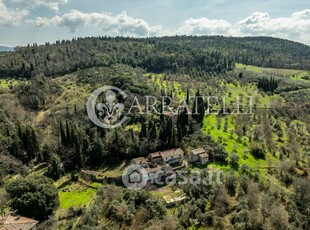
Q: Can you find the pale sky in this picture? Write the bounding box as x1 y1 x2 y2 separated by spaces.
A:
0 0 309 46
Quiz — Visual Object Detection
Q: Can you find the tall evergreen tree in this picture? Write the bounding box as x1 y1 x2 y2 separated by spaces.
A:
171 126 177 148
139 122 147 139
59 120 66 146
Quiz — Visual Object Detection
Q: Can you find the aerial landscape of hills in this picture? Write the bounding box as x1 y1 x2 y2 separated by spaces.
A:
0 0 310 229
0 35 309 229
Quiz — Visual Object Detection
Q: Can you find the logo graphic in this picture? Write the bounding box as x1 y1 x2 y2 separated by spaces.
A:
86 86 127 129
122 164 148 190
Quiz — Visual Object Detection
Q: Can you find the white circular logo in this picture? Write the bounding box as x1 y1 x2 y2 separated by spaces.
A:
122 164 148 190
86 86 127 129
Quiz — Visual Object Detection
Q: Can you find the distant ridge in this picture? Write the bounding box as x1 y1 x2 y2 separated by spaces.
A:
0 36 309 79
0 46 14 52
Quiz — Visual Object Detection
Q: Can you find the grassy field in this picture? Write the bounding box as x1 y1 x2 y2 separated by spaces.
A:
150 185 177 198
57 180 97 209
202 114 279 175
52 177 100 229
202 115 270 168
100 161 127 177
236 63 301 75
53 162 125 211
236 63 310 81
150 186 183 217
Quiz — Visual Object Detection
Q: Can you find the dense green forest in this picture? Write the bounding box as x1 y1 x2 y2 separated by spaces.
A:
0 36 310 79
0 36 309 230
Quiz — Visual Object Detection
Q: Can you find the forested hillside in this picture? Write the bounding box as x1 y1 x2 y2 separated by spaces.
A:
0 36 309 230
0 36 309 80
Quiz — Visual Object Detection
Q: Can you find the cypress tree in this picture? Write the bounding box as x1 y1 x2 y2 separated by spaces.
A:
167 119 173 147
186 87 190 105
74 134 83 169
60 120 66 146
31 129 39 158
148 120 153 132
192 90 205 124
148 121 157 141
17 122 22 139
65 121 70 145
130 128 135 143
177 124 183 143
6 128 10 137
115 130 119 146
69 124 75 146
140 122 147 139
171 126 177 148
159 118 167 145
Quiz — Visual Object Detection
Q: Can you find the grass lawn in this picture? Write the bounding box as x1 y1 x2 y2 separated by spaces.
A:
235 63 264 73
91 182 103 188
150 185 185 217
101 161 127 177
207 162 231 172
58 182 96 209
236 63 301 75
236 63 310 81
202 115 247 154
289 71 310 81
150 185 177 198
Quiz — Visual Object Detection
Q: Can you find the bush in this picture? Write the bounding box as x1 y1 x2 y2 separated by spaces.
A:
44 155 64 180
270 205 289 230
250 142 266 159
5 175 59 220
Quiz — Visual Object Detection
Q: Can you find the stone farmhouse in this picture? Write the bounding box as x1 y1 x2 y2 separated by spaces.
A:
130 147 210 183
189 148 209 165
131 148 184 182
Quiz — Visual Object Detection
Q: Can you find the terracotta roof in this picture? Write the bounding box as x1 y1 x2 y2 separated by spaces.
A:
0 215 38 230
132 157 147 164
81 170 97 175
190 148 206 155
148 152 162 159
145 166 162 173
160 148 184 158
199 153 209 158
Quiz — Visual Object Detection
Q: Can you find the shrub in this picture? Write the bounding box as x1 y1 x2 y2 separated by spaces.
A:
250 142 266 159
5 175 59 220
